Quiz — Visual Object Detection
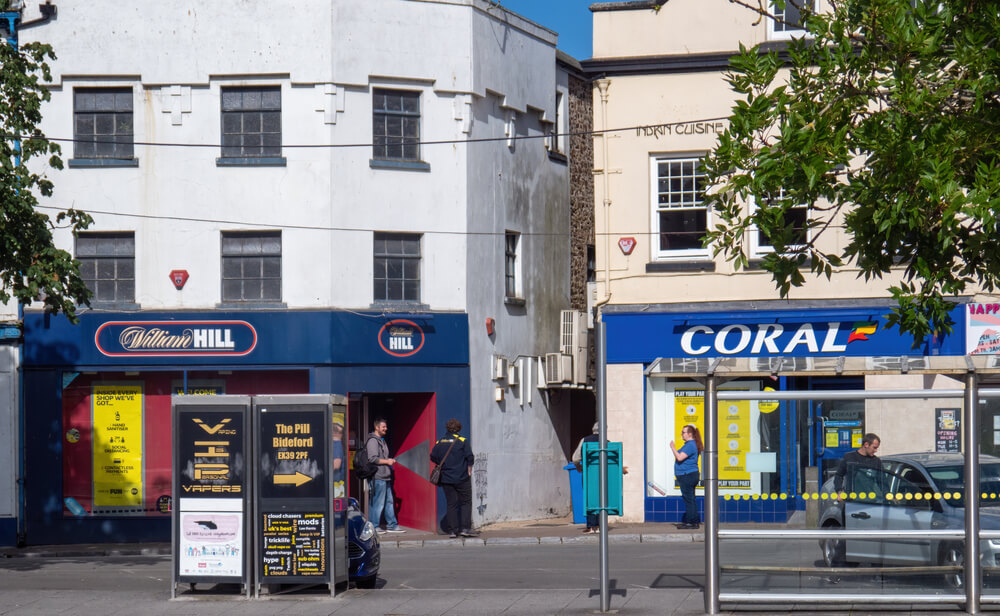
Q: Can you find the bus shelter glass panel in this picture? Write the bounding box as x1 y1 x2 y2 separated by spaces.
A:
978 396 1000 596
719 392 972 599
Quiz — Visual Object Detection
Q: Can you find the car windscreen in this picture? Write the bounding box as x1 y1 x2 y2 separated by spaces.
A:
927 463 1000 507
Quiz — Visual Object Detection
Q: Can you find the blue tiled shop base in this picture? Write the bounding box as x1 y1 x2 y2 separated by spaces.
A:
644 496 799 523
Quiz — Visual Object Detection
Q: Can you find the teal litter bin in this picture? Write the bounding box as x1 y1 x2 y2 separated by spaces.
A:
563 463 585 524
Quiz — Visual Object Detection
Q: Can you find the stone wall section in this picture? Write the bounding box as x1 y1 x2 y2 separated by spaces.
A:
568 72 594 313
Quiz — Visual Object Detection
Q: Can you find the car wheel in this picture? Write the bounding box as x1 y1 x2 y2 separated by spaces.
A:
355 575 377 589
940 543 964 590
821 522 845 567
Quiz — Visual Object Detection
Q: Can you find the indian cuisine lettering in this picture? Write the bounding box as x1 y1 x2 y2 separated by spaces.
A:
636 121 726 138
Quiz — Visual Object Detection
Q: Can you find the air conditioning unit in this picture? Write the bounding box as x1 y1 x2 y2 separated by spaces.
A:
545 352 573 385
507 362 520 386
536 356 548 389
493 355 508 381
560 310 589 385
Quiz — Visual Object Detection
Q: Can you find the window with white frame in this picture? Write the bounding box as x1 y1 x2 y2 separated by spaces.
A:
374 232 421 302
505 231 521 299
769 0 812 38
753 189 809 254
652 156 709 257
76 232 135 304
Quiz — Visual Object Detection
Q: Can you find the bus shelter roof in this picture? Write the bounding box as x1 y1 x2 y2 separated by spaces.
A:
643 355 1000 378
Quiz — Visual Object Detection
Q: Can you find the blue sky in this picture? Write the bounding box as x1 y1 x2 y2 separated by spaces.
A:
494 0 595 60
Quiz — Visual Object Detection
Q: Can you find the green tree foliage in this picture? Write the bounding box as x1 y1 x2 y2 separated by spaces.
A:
0 37 91 320
702 0 1000 342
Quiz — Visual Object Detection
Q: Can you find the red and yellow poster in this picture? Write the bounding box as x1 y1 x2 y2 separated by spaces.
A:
673 389 752 489
92 384 144 509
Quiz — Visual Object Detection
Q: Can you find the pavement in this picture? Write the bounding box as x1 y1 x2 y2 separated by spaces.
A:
0 514 990 615
0 514 705 558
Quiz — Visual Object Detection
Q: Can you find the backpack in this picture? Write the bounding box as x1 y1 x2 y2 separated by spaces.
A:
352 437 379 480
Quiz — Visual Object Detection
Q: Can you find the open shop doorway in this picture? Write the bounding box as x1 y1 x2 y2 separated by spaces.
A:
349 392 437 532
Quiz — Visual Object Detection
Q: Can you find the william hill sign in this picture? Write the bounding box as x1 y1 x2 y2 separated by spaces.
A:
95 321 258 357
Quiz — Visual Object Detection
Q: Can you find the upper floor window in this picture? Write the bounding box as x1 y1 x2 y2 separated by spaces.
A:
221 231 281 303
753 189 809 254
373 232 420 303
548 90 567 155
770 0 811 38
372 89 420 162
73 88 134 161
220 86 282 160
505 231 522 299
76 232 135 304
651 156 709 258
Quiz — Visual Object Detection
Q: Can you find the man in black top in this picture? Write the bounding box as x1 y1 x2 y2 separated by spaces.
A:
834 432 881 493
431 418 477 538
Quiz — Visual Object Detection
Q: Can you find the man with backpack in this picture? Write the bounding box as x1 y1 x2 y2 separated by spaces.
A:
364 418 405 533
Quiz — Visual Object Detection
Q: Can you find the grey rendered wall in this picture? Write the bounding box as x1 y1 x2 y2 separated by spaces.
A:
465 10 574 524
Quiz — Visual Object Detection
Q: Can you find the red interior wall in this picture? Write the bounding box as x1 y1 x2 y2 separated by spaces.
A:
390 393 437 532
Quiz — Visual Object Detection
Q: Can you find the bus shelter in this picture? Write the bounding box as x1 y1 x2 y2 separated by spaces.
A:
645 354 1000 615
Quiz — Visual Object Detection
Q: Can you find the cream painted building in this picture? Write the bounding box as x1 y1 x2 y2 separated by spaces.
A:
583 0 992 524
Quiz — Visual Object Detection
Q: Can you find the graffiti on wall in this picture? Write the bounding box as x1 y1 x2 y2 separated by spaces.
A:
473 455 488 516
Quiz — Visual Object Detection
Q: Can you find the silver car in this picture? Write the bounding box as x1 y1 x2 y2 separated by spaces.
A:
818 452 1000 589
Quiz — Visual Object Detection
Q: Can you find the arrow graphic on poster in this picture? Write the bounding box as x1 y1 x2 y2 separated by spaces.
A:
273 472 313 487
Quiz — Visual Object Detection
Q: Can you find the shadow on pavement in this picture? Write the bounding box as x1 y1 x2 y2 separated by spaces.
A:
0 554 169 573
650 573 704 589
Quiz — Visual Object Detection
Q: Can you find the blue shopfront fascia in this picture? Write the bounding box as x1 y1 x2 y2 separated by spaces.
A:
603 305 967 364
22 310 468 368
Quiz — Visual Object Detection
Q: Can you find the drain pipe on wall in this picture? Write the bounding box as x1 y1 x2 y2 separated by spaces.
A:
594 77 613 614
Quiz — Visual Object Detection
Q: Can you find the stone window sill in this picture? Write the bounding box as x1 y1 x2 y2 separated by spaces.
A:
645 261 716 273
369 159 431 172
216 157 287 167
69 158 139 168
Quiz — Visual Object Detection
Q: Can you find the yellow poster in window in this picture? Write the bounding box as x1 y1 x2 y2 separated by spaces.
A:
825 429 839 448
92 384 143 509
674 389 752 489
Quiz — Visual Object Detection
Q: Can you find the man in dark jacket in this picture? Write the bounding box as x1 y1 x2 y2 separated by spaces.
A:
431 418 477 538
834 432 881 493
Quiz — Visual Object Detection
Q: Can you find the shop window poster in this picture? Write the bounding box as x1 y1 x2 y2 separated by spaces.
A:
673 390 752 490
92 384 145 511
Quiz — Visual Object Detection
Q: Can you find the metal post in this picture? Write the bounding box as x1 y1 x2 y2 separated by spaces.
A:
596 312 610 612
705 375 719 614
965 371 981 614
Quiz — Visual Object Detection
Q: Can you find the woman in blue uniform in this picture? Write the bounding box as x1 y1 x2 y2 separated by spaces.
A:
670 424 703 529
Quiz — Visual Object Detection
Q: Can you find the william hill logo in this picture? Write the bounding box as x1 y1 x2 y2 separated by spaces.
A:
96 321 257 357
378 319 425 357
